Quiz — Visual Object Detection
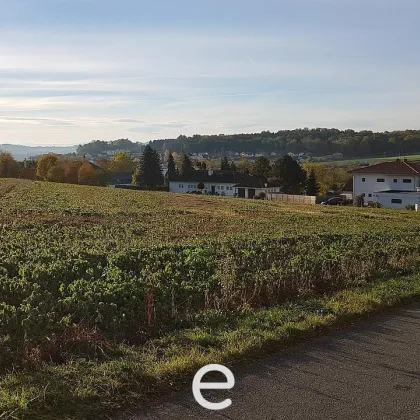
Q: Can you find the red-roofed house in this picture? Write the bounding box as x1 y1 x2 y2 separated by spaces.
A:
348 159 420 208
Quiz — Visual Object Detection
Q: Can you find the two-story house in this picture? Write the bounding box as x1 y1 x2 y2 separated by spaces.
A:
169 170 281 198
349 159 420 209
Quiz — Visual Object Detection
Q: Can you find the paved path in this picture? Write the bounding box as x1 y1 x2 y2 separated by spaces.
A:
120 303 420 420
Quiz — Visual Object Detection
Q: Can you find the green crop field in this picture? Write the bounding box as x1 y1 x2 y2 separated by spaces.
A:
1 179 420 419
326 153 420 166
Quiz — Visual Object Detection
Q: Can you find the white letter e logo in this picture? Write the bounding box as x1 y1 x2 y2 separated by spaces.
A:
192 364 235 410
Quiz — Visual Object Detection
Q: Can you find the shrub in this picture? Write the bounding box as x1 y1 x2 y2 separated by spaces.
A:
353 194 365 207
367 201 382 208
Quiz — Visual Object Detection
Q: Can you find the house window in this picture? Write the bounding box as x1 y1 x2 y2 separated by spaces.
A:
362 178 366 182
217 186 220 190
393 179 398 183
221 186 224 190
179 184 183 188
391 199 402 204
377 178 385 182
368 194 372 197
403 179 412 183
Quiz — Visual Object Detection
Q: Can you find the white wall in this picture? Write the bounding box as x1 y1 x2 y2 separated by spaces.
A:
354 174 420 199
375 192 420 209
169 182 237 196
169 183 282 197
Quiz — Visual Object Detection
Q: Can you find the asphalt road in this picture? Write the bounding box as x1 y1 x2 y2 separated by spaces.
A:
120 303 420 420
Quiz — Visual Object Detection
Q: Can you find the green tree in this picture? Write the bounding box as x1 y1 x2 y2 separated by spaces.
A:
167 153 177 180
135 145 163 187
272 155 306 194
0 152 20 178
306 168 320 196
236 157 250 173
251 156 271 179
180 153 194 176
111 152 135 173
231 162 237 171
221 156 230 170
197 182 205 193
132 167 141 185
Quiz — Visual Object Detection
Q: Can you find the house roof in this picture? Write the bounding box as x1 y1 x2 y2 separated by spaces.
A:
348 160 420 175
111 172 133 183
87 161 105 172
170 170 279 188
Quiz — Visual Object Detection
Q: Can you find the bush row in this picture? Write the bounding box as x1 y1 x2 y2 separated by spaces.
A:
1 233 419 364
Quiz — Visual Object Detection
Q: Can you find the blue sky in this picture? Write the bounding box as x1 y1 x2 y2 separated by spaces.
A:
0 0 419 146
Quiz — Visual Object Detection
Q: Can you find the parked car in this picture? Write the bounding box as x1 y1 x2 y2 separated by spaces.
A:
320 197 345 206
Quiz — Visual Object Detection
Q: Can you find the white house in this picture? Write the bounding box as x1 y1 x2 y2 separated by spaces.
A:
169 169 281 198
349 159 420 209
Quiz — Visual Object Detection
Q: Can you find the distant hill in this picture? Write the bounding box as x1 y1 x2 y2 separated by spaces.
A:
76 139 143 156
4 128 420 161
149 129 420 158
0 144 78 160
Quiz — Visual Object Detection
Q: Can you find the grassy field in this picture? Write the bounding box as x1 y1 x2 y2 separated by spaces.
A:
1 179 420 419
326 153 420 166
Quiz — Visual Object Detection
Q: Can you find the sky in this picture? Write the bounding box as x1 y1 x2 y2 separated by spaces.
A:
0 0 419 146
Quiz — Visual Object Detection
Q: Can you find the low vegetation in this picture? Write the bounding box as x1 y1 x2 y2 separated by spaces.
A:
1 179 420 419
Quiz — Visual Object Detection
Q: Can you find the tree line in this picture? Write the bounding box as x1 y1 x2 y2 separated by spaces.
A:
76 138 144 156
75 128 420 160
1 147 349 196
135 149 325 196
150 128 420 158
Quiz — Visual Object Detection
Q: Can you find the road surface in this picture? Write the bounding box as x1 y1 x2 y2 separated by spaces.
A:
120 303 420 420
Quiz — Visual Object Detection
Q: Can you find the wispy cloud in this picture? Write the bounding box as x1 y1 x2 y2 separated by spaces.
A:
0 0 419 145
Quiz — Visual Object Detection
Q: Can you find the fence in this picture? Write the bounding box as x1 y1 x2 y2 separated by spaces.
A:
265 193 316 205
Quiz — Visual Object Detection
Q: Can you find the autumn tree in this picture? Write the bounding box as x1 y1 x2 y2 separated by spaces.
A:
61 159 82 184
110 151 136 174
78 161 100 186
163 149 171 163
0 152 20 178
36 154 59 180
301 162 348 195
46 165 66 183
236 157 250 173
92 158 114 184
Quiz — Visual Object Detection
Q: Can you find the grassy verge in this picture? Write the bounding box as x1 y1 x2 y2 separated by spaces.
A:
1 273 420 420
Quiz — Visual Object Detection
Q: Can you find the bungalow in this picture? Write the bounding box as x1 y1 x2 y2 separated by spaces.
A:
349 159 420 209
169 170 281 198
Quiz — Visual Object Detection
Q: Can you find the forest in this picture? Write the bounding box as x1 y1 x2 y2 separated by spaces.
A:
150 128 420 157
76 129 420 158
